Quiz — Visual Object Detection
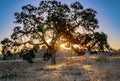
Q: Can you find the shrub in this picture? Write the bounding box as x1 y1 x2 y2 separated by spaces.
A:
95 56 108 62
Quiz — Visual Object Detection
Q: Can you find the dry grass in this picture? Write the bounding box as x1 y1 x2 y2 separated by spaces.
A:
90 66 120 81
0 61 27 80
0 56 120 81
95 56 108 62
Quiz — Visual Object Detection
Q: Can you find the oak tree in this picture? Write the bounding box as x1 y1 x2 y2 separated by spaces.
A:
1 0 111 64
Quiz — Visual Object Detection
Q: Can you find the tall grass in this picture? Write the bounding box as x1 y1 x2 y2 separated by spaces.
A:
0 61 27 80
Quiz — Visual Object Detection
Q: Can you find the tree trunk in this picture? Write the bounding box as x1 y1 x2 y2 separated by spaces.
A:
48 46 57 65
51 54 56 65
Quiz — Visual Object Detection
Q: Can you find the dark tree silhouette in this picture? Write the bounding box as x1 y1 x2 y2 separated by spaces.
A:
1 38 13 60
1 0 111 65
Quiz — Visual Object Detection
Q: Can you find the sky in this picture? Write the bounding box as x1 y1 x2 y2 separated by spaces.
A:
0 0 120 50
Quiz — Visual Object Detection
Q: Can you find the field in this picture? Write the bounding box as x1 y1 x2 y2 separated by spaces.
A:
0 54 120 81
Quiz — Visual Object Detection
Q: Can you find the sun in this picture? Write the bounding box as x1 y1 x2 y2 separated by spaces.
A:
60 44 71 50
46 39 52 44
60 44 65 48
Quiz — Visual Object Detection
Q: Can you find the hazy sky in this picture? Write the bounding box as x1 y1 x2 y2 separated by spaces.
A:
0 0 120 50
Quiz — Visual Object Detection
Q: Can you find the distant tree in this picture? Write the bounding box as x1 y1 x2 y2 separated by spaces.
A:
1 0 111 64
118 49 120 52
1 38 13 60
84 32 111 52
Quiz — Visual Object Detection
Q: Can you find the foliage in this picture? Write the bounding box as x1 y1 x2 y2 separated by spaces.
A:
19 49 35 63
19 45 38 63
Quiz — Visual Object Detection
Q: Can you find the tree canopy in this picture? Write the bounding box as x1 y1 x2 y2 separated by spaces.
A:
1 0 111 64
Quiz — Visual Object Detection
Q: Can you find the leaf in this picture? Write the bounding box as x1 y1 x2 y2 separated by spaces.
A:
37 25 43 32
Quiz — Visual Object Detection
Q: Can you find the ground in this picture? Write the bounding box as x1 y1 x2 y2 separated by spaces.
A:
0 55 120 81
